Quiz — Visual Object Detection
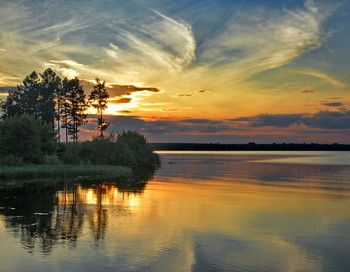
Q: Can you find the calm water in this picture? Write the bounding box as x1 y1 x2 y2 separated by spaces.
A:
1 151 350 272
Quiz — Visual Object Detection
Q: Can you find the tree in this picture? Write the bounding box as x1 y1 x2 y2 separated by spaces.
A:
62 78 88 143
2 72 41 119
0 114 58 163
0 99 4 119
89 78 109 137
40 68 61 130
2 69 61 130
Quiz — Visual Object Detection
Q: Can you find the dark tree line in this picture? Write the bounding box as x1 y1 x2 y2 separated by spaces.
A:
1 68 110 142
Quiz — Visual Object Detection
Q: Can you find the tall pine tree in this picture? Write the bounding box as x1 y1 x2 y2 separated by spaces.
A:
89 78 110 137
62 78 88 142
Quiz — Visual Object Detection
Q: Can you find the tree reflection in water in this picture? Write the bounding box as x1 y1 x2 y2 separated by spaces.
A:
0 166 156 255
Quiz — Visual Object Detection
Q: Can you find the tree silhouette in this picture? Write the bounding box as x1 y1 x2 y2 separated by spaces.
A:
89 78 110 137
40 68 61 131
62 78 88 143
2 69 61 131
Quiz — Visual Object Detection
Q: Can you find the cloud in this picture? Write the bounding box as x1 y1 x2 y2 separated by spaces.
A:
177 93 193 97
177 90 207 97
230 114 304 128
103 8 196 76
118 110 131 114
106 84 160 97
83 115 236 136
322 102 343 107
0 0 341 123
79 81 161 107
49 60 85 67
142 119 233 134
303 110 350 129
84 115 146 135
80 109 350 142
196 0 335 84
180 119 222 124
229 117 252 122
297 70 345 87
300 89 315 93
113 97 132 104
231 109 350 130
0 73 19 87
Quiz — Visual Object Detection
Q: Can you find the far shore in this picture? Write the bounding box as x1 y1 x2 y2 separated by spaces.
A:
151 142 350 151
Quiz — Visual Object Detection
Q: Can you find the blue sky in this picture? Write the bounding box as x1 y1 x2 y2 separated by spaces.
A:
1 0 350 143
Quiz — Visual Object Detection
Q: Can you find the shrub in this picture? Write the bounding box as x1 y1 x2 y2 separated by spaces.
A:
60 143 81 165
40 155 63 165
0 154 25 166
63 131 160 168
116 131 160 167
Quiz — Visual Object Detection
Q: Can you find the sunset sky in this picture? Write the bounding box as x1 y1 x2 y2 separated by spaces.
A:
1 0 350 143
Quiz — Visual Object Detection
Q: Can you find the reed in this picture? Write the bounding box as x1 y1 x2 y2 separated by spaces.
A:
0 164 132 181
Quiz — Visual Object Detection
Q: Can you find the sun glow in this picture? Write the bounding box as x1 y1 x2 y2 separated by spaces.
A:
104 103 124 115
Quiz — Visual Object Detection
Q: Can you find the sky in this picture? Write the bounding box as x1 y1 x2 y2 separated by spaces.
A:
1 0 350 143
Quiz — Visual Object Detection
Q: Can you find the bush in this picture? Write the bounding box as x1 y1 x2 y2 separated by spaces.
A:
61 143 81 165
116 131 160 167
0 154 25 166
60 131 160 168
40 155 63 165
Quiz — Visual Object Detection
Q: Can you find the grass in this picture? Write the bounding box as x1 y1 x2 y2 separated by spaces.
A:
0 164 132 181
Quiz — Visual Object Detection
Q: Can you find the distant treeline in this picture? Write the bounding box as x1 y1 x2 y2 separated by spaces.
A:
151 143 350 151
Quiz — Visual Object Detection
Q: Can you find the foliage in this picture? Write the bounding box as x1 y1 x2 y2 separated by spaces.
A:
0 69 91 143
60 143 82 165
0 68 159 170
59 131 160 168
2 69 61 129
89 78 110 137
0 155 25 167
116 131 161 167
40 155 63 165
0 114 59 164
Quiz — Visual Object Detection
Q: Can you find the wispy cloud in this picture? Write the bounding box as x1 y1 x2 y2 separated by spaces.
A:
196 0 334 82
0 0 343 124
297 70 346 87
103 9 196 79
0 72 19 86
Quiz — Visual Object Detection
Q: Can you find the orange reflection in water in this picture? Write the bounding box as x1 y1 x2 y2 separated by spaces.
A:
2 152 350 271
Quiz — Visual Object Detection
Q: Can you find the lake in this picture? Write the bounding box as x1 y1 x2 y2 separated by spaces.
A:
1 151 350 272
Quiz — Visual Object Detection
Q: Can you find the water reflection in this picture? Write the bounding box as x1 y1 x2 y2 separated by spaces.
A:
158 151 350 195
0 167 156 255
0 152 350 271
